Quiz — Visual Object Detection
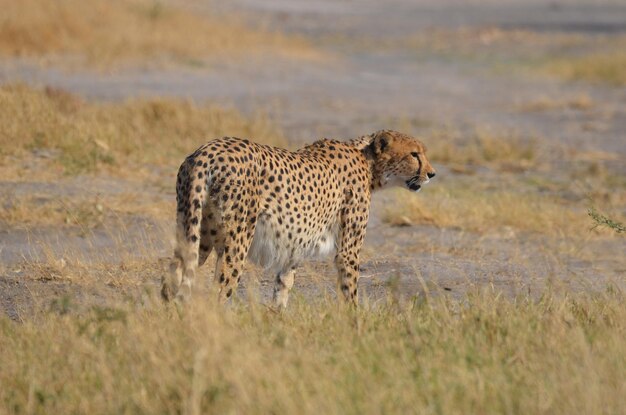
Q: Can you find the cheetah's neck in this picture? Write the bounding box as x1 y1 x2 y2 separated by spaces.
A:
347 135 386 191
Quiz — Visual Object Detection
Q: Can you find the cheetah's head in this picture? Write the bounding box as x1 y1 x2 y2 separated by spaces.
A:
367 130 436 192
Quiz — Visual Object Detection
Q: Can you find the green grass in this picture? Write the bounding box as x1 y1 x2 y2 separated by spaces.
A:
0 289 623 414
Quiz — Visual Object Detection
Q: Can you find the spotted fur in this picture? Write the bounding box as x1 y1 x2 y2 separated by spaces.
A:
161 130 436 307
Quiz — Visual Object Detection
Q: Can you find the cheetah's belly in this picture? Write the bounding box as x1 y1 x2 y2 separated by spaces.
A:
247 214 339 272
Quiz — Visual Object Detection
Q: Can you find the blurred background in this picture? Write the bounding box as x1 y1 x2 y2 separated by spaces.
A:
0 0 625 312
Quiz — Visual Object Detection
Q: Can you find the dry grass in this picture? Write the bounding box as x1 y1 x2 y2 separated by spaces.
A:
0 192 172 230
389 28 626 86
537 53 626 86
381 179 622 237
0 195 106 230
516 94 595 112
338 27 550 56
424 127 538 172
483 32 626 86
0 288 623 414
384 118 541 172
0 0 320 67
0 84 285 177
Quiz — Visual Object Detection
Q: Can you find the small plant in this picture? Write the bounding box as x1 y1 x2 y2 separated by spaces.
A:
49 295 73 315
588 206 625 234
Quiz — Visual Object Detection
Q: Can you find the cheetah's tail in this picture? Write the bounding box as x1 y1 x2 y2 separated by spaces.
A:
162 160 210 301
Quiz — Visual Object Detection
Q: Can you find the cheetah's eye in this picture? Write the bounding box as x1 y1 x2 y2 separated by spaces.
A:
411 152 420 159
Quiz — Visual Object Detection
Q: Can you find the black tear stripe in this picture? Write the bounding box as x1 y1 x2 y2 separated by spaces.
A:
417 153 424 178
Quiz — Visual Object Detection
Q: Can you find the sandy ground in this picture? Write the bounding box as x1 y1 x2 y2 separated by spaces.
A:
1 0 625 318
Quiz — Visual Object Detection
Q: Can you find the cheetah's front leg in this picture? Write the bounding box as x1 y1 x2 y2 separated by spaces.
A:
335 194 370 306
335 250 361 306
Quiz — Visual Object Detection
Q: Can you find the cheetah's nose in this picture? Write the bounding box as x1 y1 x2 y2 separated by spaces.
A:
427 172 436 179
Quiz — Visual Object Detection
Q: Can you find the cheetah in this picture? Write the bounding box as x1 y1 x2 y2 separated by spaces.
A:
161 130 436 307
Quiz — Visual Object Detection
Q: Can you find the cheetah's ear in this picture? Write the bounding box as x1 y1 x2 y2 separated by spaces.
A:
372 130 394 155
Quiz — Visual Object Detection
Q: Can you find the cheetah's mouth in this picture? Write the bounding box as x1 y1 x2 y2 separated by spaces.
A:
406 179 421 192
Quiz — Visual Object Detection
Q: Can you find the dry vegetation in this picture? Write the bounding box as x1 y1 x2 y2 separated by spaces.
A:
0 289 624 414
382 181 581 236
382 172 625 237
0 195 108 230
0 192 172 230
425 127 538 171
392 28 626 86
515 94 594 113
0 84 285 178
535 51 626 86
0 0 320 67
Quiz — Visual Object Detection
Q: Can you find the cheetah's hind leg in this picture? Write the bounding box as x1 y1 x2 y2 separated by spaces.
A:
161 211 186 302
162 205 207 303
273 266 296 309
197 206 216 267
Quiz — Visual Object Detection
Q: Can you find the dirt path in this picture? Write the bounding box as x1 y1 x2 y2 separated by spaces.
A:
2 173 623 319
